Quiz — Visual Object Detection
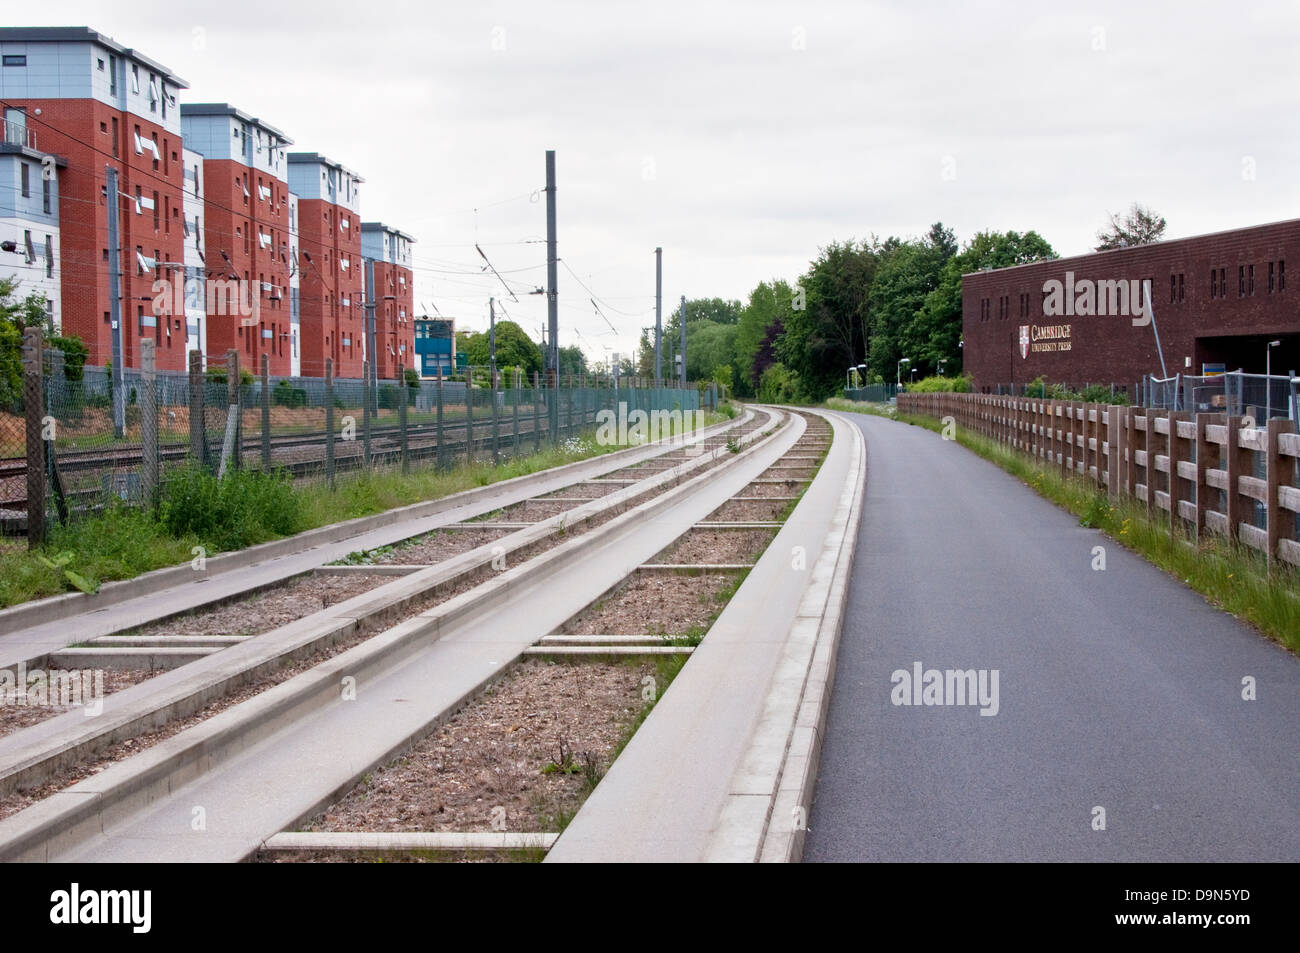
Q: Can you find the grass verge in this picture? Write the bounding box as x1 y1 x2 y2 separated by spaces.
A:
1 413 729 611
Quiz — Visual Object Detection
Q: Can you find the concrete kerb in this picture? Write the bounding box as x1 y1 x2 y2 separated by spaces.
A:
753 410 865 863
0 408 780 799
0 410 787 861
539 406 858 864
0 409 754 636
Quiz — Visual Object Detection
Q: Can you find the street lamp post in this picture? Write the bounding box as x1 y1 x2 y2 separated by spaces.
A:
897 357 910 388
938 359 948 377
1267 339 1282 420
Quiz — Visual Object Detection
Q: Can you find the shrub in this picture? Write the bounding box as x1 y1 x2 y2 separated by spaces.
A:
160 464 303 551
272 379 307 408
907 375 973 393
378 384 403 411
758 363 800 403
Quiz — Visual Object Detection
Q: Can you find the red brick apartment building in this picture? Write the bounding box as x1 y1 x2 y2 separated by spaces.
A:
962 218 1300 392
0 27 189 370
289 153 364 378
181 103 295 375
361 222 415 379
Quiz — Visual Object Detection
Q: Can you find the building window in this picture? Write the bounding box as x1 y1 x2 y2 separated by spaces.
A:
1248 264 1255 295
45 236 53 278
1269 261 1275 293
131 64 140 94
1219 268 1226 298
20 162 29 198
1239 266 1245 297
97 58 105 71
1210 269 1217 298
1280 261 1286 292
43 176 50 214
2 55 27 67
1170 274 1176 304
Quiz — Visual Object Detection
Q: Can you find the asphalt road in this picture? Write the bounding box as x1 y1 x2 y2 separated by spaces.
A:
805 411 1300 862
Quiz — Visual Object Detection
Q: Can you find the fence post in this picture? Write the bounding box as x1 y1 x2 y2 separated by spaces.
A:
397 363 409 475
1124 405 1138 500
324 358 335 491
22 327 45 549
189 349 206 469
226 349 241 472
1194 413 1220 543
1266 417 1295 571
491 365 500 465
140 339 158 507
465 373 475 467
1167 410 1190 537
436 367 446 470
1225 412 1249 542
533 372 541 453
512 370 520 456
260 353 271 470
1107 405 1121 497
362 360 372 470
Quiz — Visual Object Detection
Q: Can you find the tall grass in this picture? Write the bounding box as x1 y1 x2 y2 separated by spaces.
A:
1 412 729 610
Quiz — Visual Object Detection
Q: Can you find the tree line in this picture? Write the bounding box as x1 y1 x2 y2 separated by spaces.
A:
632 202 1165 402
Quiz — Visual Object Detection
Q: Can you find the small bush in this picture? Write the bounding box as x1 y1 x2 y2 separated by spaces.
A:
908 375 972 393
272 379 307 408
160 464 303 551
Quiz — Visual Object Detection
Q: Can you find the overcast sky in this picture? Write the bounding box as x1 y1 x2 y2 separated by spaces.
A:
13 1 1300 361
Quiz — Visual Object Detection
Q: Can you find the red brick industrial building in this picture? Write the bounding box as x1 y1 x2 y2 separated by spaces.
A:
962 218 1300 393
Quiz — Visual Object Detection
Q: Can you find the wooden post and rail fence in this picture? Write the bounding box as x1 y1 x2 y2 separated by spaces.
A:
897 392 1300 571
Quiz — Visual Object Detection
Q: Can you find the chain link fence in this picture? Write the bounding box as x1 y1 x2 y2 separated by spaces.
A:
1144 372 1300 421
8 343 708 543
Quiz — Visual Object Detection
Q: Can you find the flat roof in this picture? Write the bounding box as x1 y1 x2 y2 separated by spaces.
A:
287 152 364 183
0 26 188 88
361 222 416 243
961 216 1300 280
0 143 67 166
180 103 293 144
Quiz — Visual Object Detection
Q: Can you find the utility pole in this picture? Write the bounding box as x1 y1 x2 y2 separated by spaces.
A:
679 295 687 386
364 257 378 413
490 296 499 463
106 165 125 438
545 150 559 443
654 247 662 384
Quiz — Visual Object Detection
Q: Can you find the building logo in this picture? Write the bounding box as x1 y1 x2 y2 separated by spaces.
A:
1019 325 1030 359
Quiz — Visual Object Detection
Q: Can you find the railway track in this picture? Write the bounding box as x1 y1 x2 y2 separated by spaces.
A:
0 405 851 862
0 406 593 515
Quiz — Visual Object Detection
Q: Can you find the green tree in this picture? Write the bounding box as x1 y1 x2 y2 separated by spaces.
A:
866 224 956 384
557 344 587 378
1095 203 1166 251
779 239 881 400
734 280 796 396
460 320 543 378
0 277 58 411
911 229 1057 375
